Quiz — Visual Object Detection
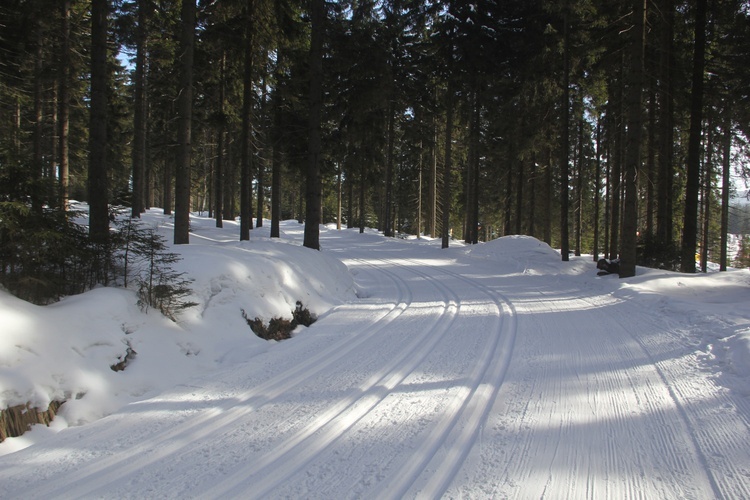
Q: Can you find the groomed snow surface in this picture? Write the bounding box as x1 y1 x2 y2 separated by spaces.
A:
2 207 750 499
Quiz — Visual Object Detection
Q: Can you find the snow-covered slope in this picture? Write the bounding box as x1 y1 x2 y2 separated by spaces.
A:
1 209 749 499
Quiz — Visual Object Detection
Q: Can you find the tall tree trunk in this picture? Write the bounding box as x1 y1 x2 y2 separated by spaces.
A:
174 0 195 244
304 0 324 250
700 120 713 273
680 0 707 273
528 153 537 239
215 54 226 228
441 79 455 249
89 0 109 243
347 171 354 229
429 114 437 237
503 140 513 236
575 114 584 257
131 0 147 218
271 57 283 239
720 124 731 271
646 82 656 239
257 69 269 229
514 158 523 235
465 88 480 244
163 157 172 215
32 20 44 215
224 136 236 221
58 0 71 210
240 0 255 241
609 67 623 261
620 0 647 278
543 148 552 245
359 171 366 234
593 117 602 261
417 143 423 238
604 138 611 256
657 0 674 249
336 163 342 230
559 4 570 261
384 100 395 237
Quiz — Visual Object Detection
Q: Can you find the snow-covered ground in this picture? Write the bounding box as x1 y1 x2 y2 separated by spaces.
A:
1 208 750 499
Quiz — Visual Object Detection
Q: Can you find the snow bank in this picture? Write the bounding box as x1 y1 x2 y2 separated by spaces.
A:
0 209 357 446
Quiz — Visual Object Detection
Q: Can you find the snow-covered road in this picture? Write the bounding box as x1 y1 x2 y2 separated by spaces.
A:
2 220 750 499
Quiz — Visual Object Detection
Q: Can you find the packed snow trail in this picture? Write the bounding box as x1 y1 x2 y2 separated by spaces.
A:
1 222 749 499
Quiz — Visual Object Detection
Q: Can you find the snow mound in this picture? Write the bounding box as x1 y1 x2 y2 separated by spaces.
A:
464 235 569 275
0 211 357 442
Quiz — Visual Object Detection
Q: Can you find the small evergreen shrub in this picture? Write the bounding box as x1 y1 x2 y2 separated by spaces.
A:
0 204 196 320
132 226 197 321
0 203 97 304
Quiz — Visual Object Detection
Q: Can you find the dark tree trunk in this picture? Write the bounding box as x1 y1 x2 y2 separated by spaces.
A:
174 0 195 245
240 0 255 241
620 0 646 278
515 158 523 236
32 21 44 214
131 0 147 218
593 118 602 261
271 56 283 238
336 163 342 230
384 100 395 237
224 136 236 221
575 114 584 257
441 79 454 249
528 154 537 239
543 148 552 245
215 55 225 228
257 71 269 229
429 115 437 237
89 0 109 243
163 157 172 215
720 125 731 271
347 171 354 229
646 82 656 239
503 141 513 236
304 0 324 250
656 0 674 249
559 4 570 261
680 0 707 273
700 120 713 273
58 0 71 209
609 65 623 261
417 144 423 237
465 88 480 244
359 171 366 234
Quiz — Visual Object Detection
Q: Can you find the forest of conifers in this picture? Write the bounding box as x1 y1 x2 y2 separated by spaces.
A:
2 0 750 302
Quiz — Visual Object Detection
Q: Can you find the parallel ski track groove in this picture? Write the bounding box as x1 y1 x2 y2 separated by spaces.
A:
22 260 415 498
371 257 518 499
206 257 464 498
578 292 730 499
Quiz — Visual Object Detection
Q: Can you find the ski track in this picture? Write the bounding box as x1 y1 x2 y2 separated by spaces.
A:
444 269 750 500
191 257 465 498
3 232 750 499
198 254 517 499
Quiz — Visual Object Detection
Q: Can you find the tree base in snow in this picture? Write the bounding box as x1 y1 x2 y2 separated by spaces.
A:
0 401 64 442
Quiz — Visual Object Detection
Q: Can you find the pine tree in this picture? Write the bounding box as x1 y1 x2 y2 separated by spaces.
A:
303 0 325 250
173 0 195 245
89 0 110 243
681 0 708 273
